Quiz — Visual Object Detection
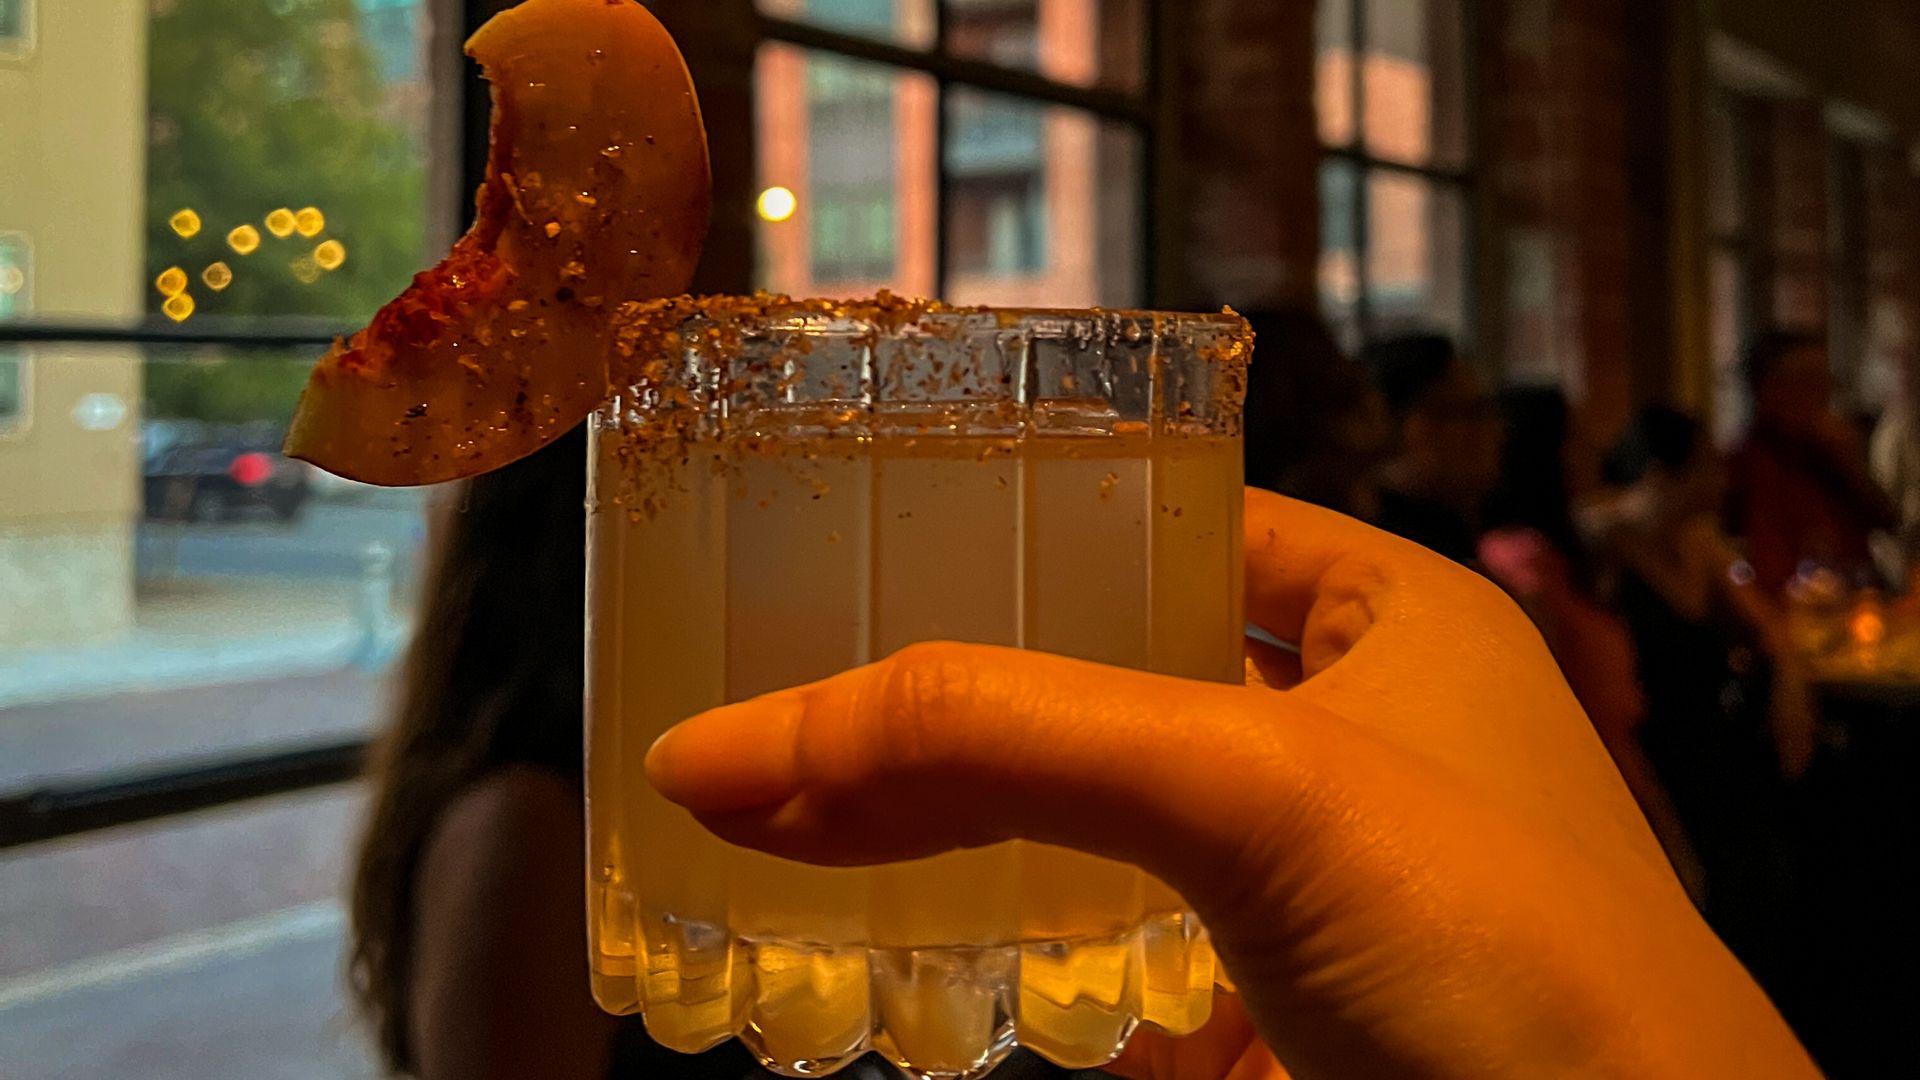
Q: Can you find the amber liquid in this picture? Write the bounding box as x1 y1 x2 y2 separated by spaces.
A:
586 429 1243 1078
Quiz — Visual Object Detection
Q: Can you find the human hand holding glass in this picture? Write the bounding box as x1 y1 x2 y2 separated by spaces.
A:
649 491 1823 1080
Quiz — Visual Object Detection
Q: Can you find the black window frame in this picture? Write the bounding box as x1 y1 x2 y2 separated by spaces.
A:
0 0 1168 850
756 0 1162 303
1317 0 1479 348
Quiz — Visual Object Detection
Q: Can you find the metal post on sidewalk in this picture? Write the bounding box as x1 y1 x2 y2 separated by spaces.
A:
352 541 395 671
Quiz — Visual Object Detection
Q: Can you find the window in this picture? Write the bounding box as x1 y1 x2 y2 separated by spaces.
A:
1316 0 1473 346
754 0 1150 308
1 0 443 1072
0 0 31 58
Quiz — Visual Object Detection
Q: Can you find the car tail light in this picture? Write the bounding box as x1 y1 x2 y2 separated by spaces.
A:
229 452 273 487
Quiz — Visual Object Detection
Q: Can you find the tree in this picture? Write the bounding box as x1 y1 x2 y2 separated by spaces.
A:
144 0 426 328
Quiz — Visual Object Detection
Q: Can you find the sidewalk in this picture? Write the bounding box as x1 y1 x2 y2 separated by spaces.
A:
0 577 406 712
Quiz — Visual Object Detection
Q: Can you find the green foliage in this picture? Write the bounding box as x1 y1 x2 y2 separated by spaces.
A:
143 350 314 424
144 0 426 325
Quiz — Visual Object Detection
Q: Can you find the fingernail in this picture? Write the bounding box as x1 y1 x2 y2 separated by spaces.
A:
645 692 805 813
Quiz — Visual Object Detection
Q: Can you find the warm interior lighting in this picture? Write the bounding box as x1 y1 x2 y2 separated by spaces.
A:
757 185 798 223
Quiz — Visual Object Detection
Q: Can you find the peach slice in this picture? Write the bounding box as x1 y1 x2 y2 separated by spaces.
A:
285 0 710 486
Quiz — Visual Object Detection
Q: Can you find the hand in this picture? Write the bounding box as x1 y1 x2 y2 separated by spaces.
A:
647 491 1819 1080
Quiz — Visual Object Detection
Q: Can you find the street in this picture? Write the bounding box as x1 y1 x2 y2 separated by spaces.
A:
136 489 433 583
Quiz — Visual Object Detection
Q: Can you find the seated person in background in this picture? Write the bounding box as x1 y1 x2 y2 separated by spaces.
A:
1596 406 1809 996
1478 387 1704 903
1360 333 1502 567
1241 309 1389 521
1729 330 1897 594
346 429 1083 1080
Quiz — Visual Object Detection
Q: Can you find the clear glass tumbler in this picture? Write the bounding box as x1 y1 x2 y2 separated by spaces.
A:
586 297 1251 1079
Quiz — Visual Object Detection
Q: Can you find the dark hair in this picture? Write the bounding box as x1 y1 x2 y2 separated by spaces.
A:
348 426 588 1074
1483 385 1581 558
1741 328 1825 392
1241 308 1377 507
1361 333 1459 418
1606 405 1704 487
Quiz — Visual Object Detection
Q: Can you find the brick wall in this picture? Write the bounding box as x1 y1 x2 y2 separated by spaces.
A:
1165 0 1320 311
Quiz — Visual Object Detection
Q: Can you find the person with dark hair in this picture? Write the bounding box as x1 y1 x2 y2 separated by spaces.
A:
1478 388 1703 902
348 428 1083 1080
1240 309 1388 520
1729 329 1896 593
1595 405 1809 997
1361 333 1502 566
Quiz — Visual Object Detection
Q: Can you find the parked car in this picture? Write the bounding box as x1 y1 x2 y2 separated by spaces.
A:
142 419 313 522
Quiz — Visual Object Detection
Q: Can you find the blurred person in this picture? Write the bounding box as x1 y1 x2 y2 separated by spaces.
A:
1362 333 1502 566
1241 309 1389 520
1599 406 1811 993
1478 387 1703 902
1868 315 1920 583
1729 330 1896 594
345 429 1086 1080
650 490 1821 1080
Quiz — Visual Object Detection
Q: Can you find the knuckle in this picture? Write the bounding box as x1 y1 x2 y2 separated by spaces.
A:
874 641 980 764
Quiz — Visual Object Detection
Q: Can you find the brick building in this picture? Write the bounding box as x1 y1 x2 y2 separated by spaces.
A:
662 0 1920 450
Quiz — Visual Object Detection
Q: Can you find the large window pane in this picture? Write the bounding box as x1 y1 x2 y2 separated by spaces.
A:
944 88 1141 307
1361 0 1469 169
756 45 938 298
944 0 1145 92
1 345 433 789
1316 0 1356 147
1366 171 1467 337
758 0 938 50
0 785 371 1079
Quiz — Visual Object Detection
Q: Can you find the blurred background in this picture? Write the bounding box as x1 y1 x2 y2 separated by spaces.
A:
1 1 1916 1077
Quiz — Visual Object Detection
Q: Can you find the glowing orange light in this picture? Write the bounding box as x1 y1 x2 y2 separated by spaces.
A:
228 225 262 255
203 262 233 291
265 208 297 239
169 209 203 238
313 240 346 271
155 267 188 297
163 292 196 322
295 207 326 238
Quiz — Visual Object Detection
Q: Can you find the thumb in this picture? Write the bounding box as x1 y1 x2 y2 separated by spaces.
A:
645 640 1330 917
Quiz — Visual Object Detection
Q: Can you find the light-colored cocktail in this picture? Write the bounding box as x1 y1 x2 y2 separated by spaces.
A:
586 298 1250 1078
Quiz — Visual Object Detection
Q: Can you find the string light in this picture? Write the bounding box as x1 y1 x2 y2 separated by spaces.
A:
314 240 347 271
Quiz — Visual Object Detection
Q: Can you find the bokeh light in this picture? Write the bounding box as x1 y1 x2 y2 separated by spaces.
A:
313 240 347 271
154 267 188 297
202 262 233 292
757 185 798 223
295 207 326 238
162 292 196 322
228 225 262 255
265 208 297 239
169 209 202 239
290 255 322 284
